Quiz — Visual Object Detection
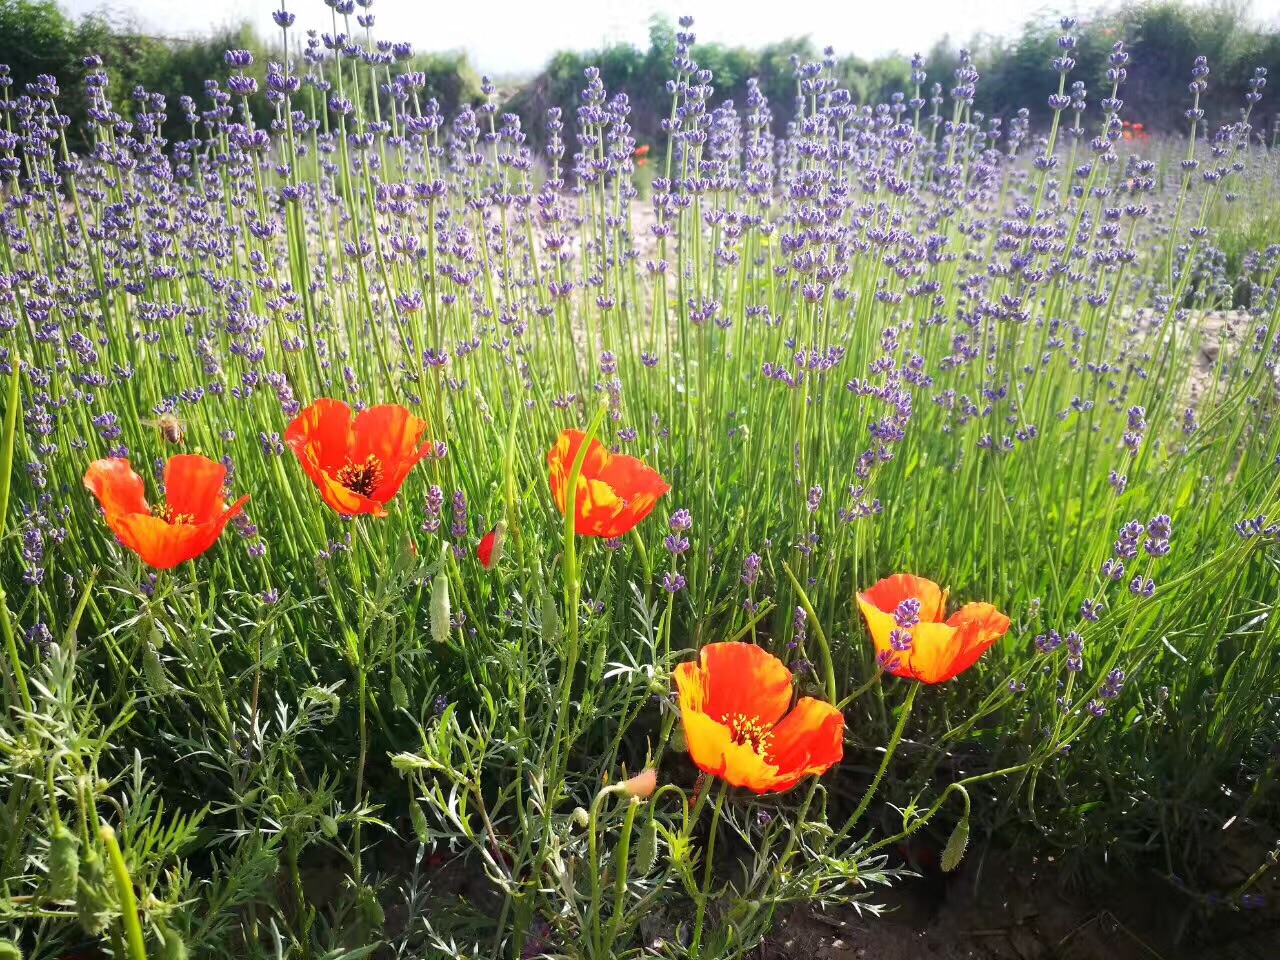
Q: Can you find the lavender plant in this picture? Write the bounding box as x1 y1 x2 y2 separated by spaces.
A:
2 4 1279 958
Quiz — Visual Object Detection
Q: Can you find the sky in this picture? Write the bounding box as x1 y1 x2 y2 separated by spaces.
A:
60 0 1280 76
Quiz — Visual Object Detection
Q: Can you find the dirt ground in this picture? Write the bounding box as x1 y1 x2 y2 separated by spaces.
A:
756 835 1279 960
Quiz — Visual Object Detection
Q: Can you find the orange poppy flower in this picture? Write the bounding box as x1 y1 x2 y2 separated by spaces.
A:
83 455 248 570
856 574 1011 684
284 398 431 517
546 429 669 538
673 642 844 794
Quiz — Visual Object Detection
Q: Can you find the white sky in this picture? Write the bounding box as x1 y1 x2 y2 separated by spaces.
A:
60 0 1280 76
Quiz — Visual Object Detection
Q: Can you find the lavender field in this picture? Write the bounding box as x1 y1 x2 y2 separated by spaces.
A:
1 2 1278 958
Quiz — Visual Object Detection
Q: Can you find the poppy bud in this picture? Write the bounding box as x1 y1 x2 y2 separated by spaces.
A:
390 675 408 710
430 570 451 644
320 814 339 838
540 593 561 642
571 806 590 829
356 885 385 929
621 768 657 799
0 939 21 960
633 816 658 874
477 520 506 570
76 848 108 936
143 643 170 692
158 923 189 960
941 813 970 872
47 823 80 898
409 800 430 844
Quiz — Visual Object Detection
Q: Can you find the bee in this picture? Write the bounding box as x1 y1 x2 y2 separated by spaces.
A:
142 413 187 446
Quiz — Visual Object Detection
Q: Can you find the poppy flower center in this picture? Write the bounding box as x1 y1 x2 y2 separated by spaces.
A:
335 454 384 497
151 503 195 525
724 712 773 753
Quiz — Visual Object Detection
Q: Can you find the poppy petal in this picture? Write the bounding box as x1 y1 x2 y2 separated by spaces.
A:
84 459 149 516
766 697 845 790
478 527 497 569
315 470 388 518
698 642 794 727
164 454 228 523
940 602 1011 680
901 621 962 683
350 404 429 463
860 574 947 622
680 707 779 792
285 398 354 473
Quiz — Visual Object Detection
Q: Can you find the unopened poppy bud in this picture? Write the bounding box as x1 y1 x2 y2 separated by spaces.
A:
541 593 561 642
158 923 189 960
409 800 430 844
430 569 451 644
571 806 590 829
0 939 22 960
320 814 339 838
47 823 80 898
390 675 408 710
621 768 658 799
633 816 658 874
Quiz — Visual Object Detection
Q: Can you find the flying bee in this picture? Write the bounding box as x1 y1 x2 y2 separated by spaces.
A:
142 413 187 446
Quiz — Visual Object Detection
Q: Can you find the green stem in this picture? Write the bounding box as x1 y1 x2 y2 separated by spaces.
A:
837 682 919 842
781 561 837 703
689 782 728 959
101 823 148 960
0 355 30 716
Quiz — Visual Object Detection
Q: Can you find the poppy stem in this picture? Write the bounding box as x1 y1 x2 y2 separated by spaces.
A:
781 561 837 704
101 822 148 960
837 681 920 844
689 781 728 959
0 354 32 716
551 401 610 785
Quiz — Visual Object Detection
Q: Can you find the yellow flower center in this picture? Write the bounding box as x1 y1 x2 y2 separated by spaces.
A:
151 503 195 525
336 454 384 497
725 713 773 753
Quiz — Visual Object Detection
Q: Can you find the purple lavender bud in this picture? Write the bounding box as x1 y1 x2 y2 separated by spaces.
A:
662 572 686 593
664 534 690 555
893 597 921 629
807 485 823 513
668 509 692 532
889 628 914 652
1035 630 1063 654
741 553 761 585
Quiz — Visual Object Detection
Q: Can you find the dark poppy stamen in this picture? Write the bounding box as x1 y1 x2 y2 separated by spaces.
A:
336 454 384 497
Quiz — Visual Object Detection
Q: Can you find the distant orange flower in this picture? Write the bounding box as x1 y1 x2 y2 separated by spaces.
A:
674 642 844 794
857 574 1010 684
634 144 650 156
285 398 431 517
546 429 669 538
84 455 248 569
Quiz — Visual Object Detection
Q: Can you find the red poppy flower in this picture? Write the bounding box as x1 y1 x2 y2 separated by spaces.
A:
546 430 668 538
285 398 431 517
673 642 844 794
856 574 1011 684
477 522 505 570
83 455 248 570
